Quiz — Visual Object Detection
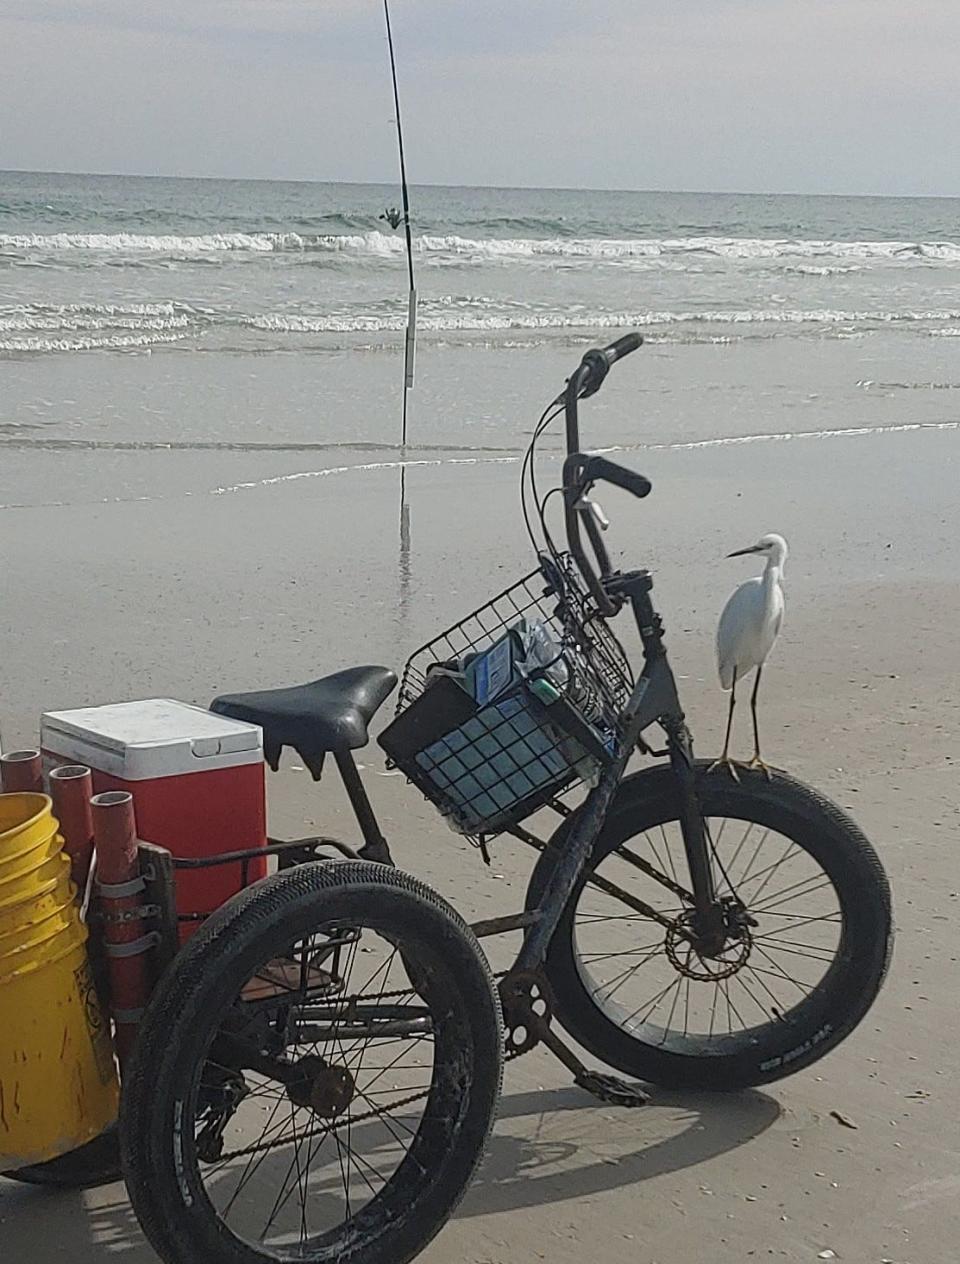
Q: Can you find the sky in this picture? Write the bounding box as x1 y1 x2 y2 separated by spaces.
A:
1 0 958 196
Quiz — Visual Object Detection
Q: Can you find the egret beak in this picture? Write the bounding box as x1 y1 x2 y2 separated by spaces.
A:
727 544 765 558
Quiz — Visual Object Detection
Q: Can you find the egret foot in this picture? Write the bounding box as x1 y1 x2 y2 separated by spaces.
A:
707 756 741 782
747 755 773 780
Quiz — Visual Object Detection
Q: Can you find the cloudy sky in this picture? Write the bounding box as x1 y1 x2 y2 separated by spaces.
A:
1 0 958 195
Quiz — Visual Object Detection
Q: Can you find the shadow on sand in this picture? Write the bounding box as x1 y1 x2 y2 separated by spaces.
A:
0 1082 780 1259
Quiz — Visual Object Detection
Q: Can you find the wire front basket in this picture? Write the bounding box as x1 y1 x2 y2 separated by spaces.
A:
379 554 633 839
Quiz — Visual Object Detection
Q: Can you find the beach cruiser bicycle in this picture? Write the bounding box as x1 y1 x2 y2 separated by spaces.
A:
32 337 892 1264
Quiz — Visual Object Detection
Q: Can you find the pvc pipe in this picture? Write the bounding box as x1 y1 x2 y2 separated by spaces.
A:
0 750 43 795
91 791 151 1068
50 764 95 896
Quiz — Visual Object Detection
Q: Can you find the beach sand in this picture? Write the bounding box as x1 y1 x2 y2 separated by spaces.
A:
1 423 959 1263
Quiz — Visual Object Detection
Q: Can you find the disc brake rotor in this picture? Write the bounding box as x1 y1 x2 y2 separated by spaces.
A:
664 911 752 981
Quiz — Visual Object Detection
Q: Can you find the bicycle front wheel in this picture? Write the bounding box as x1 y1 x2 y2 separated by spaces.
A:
121 861 503 1264
528 764 892 1090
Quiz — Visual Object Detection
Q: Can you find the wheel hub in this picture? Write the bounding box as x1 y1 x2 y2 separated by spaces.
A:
286 1054 356 1117
665 909 753 981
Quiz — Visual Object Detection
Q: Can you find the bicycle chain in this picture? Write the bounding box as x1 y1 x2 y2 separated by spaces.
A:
216 974 518 1163
335 975 529 1061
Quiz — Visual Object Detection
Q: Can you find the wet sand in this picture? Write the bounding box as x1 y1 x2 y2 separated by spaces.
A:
1 424 959 1262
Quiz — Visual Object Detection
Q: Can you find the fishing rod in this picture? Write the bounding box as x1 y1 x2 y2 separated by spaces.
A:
383 0 416 448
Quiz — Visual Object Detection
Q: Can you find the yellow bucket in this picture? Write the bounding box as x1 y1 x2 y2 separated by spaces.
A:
0 794 119 1169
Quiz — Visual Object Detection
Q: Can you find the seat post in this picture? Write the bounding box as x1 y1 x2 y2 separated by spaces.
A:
333 750 394 866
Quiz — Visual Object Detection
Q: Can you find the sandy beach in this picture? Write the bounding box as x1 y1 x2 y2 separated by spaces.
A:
2 404 959 1262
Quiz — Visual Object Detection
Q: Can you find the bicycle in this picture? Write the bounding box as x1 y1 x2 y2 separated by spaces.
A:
25 337 892 1264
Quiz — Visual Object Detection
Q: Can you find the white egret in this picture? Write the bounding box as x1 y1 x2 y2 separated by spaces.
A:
710 532 788 779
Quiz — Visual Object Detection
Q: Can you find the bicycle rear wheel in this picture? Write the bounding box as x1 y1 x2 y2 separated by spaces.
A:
121 861 502 1264
528 764 892 1090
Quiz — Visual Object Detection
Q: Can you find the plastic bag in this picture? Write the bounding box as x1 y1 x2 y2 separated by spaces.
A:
518 619 569 688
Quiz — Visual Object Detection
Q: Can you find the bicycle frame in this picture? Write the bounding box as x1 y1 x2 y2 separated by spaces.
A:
504 348 722 972
151 339 722 1032
512 568 717 974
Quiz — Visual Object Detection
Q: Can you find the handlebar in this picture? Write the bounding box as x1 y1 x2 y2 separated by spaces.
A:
564 333 643 451
560 335 649 616
579 333 644 399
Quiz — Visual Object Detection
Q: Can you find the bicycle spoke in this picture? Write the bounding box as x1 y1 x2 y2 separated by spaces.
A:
567 809 843 1066
217 1089 290 1208
737 828 772 887
579 944 665 964
723 820 756 881
743 842 802 903
708 979 720 1038
590 945 665 1002
624 975 683 1027
682 974 692 1038
746 958 812 994
185 916 445 1256
731 969 778 1022
756 910 841 924
752 944 820 991
260 1102 308 1241
751 873 833 914
754 939 836 965
657 972 684 1044
742 963 791 1011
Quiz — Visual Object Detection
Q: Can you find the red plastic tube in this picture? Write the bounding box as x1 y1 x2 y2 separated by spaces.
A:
0 749 43 795
91 790 152 1068
50 764 96 896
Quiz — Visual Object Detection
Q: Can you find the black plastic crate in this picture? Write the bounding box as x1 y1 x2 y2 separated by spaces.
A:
379 555 633 837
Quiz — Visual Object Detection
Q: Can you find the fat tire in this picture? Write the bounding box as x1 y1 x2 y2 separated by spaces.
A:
120 861 503 1264
528 763 893 1090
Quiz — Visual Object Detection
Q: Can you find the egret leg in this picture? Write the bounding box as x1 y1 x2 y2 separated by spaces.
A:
747 666 773 779
708 669 741 781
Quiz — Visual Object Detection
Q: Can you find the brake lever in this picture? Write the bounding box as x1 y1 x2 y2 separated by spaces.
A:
574 492 610 532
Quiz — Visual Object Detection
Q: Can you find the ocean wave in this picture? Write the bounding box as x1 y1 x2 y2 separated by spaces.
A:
782 264 863 276
244 307 960 334
5 298 957 354
0 330 193 354
3 229 959 264
0 231 304 254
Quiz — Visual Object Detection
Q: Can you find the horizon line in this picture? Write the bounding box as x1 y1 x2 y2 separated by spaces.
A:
2 165 957 202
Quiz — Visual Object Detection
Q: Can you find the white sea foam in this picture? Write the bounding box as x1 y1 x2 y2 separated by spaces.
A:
4 299 957 353
3 230 959 264
244 307 960 335
0 330 192 353
0 312 190 333
0 231 303 254
783 264 863 276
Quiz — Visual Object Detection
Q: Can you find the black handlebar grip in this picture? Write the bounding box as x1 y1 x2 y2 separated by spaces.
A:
601 332 644 366
577 331 643 398
581 454 652 498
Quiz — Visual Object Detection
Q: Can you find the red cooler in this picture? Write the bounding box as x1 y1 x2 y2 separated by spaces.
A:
42 699 267 937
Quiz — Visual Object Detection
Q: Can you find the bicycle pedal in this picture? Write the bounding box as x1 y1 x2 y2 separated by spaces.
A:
575 1070 650 1108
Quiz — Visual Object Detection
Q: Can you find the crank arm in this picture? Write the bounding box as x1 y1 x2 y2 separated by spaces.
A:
536 1018 650 1108
536 1018 591 1080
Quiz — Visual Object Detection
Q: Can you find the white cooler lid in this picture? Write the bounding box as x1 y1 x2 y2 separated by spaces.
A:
42 698 263 780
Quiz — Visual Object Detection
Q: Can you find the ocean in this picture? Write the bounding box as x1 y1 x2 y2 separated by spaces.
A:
2 171 959 458
1 170 959 748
